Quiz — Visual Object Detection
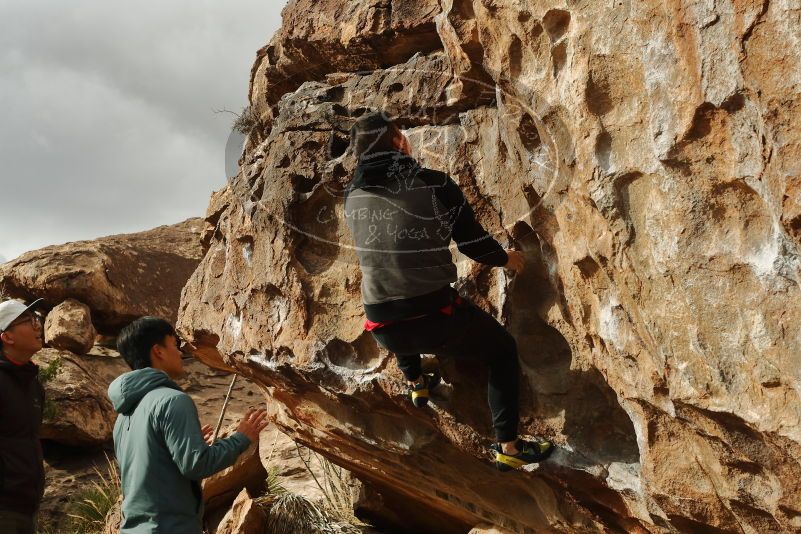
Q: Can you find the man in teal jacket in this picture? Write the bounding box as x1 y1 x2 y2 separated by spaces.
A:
108 316 268 534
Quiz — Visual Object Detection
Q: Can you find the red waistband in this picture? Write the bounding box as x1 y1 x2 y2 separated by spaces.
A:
364 297 462 331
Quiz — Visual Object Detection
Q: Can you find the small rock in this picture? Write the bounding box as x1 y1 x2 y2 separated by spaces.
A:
214 488 266 534
44 299 96 355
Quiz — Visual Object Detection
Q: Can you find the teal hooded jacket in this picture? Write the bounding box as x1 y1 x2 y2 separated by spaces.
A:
108 368 250 534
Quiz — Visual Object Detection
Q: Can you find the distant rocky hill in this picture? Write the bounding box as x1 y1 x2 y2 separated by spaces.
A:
0 218 204 334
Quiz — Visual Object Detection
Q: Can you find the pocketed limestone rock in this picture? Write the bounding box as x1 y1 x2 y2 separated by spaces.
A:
178 0 801 532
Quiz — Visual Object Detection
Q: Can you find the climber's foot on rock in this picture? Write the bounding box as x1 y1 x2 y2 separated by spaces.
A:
491 438 554 471
408 371 441 408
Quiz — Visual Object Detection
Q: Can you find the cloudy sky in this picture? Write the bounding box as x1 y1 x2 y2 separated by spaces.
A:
0 1 286 263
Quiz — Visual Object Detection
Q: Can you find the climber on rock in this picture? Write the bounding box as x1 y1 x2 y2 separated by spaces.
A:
344 111 554 471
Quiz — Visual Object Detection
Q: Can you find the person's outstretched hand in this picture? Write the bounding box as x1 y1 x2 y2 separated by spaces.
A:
504 249 525 274
236 408 269 442
201 424 214 445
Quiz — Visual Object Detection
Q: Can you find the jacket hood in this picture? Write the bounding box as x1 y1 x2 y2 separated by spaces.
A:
350 150 420 190
108 367 180 415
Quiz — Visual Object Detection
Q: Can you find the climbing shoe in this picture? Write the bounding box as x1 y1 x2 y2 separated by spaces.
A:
491 438 555 471
409 371 441 408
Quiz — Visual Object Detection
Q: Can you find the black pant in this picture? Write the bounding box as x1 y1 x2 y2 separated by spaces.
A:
0 510 35 534
371 296 520 442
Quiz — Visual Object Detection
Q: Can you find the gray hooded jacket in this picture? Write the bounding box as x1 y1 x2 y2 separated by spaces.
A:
345 151 508 321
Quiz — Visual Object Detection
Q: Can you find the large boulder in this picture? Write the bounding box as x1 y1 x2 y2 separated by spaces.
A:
44 299 96 355
37 349 128 447
179 1 801 532
0 218 204 334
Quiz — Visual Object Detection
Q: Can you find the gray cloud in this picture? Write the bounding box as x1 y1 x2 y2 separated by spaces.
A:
0 0 284 261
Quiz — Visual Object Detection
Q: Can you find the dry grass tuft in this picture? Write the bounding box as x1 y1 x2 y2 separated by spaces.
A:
62 455 121 534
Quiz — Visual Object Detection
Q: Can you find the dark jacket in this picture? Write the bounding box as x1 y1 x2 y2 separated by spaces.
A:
0 353 45 516
345 151 508 321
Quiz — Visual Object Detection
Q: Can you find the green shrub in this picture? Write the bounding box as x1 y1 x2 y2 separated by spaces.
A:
246 437 365 533
38 356 61 383
266 465 287 496
232 106 260 135
293 444 368 529
38 357 62 420
264 493 363 534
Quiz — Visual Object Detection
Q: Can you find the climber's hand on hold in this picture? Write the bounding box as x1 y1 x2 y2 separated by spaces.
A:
504 249 525 274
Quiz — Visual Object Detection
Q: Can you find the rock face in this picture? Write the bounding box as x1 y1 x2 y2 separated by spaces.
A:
37 349 125 447
203 428 267 511
0 219 204 334
215 488 267 534
179 0 801 532
44 299 96 355
102 496 122 534
249 0 442 128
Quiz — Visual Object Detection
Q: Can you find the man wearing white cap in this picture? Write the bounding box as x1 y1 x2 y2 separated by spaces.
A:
0 298 46 534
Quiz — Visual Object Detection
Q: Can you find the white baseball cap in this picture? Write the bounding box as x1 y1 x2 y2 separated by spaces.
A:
0 299 44 332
